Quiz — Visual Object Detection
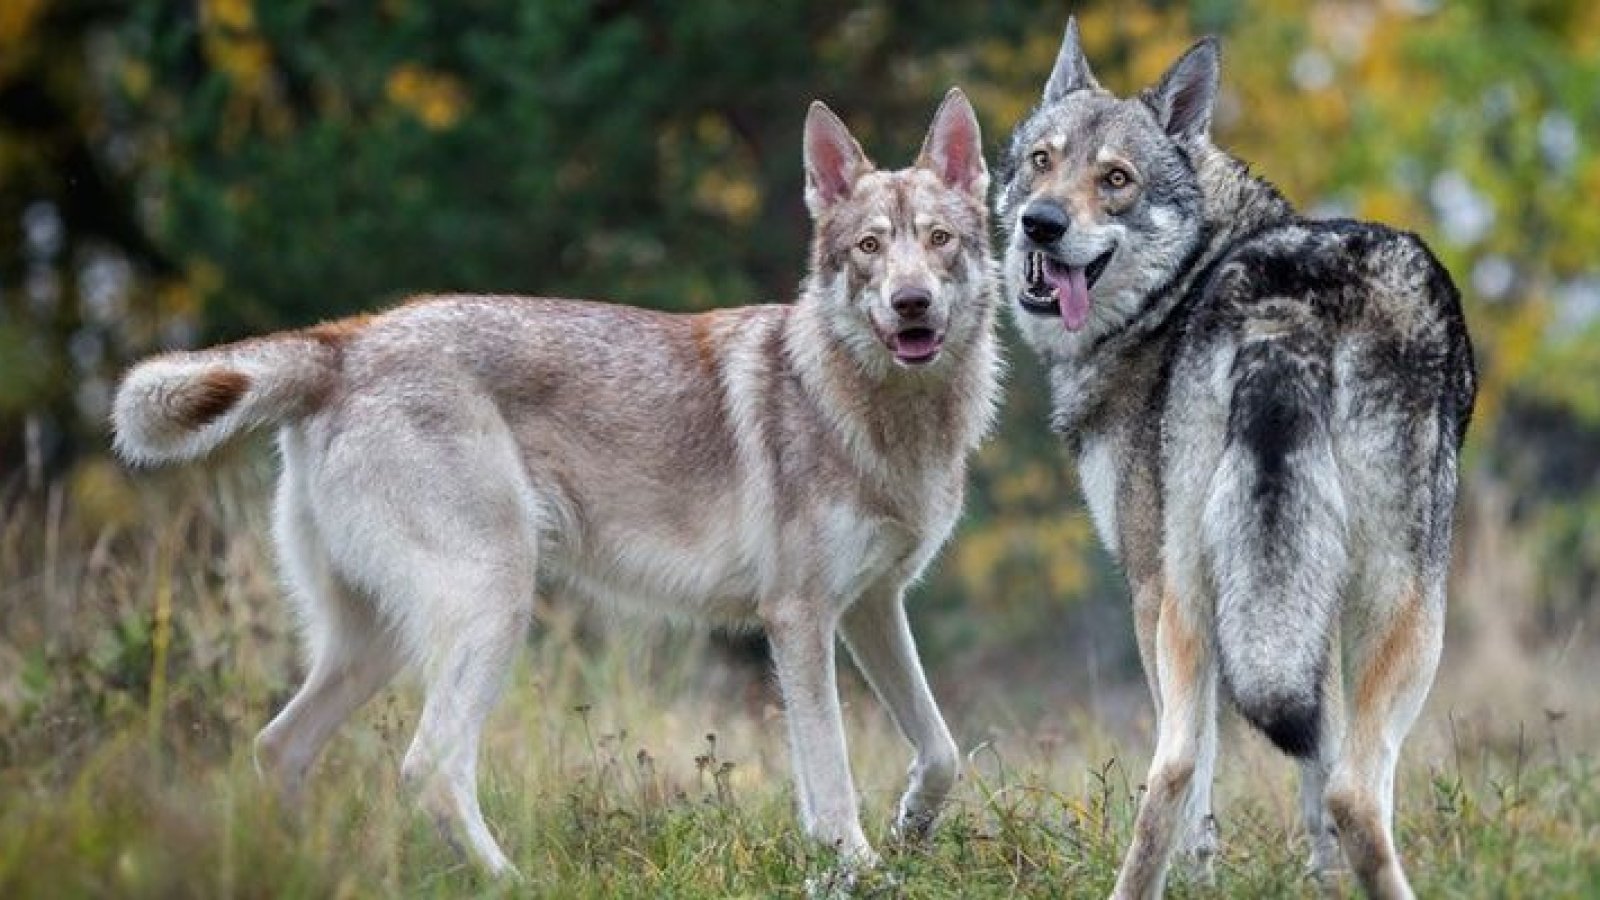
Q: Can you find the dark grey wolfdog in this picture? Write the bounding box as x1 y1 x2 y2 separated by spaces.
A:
997 19 1475 900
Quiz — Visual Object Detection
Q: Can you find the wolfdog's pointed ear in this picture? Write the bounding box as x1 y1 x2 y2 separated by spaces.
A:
1146 37 1220 139
803 101 872 217
917 87 987 197
1044 16 1101 102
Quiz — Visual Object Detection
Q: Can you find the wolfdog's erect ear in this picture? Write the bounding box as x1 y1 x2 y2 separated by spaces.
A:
1043 16 1101 102
916 88 987 197
803 101 872 216
1145 37 1220 139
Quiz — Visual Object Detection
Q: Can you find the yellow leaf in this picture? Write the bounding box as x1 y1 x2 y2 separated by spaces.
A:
0 0 46 52
385 64 468 131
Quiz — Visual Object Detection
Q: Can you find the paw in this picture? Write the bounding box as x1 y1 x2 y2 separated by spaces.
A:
890 772 953 844
890 800 941 844
1306 828 1349 887
1174 814 1220 886
805 857 898 899
484 857 525 884
805 870 856 900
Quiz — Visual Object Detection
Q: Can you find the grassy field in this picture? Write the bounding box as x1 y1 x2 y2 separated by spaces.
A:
2 466 1598 898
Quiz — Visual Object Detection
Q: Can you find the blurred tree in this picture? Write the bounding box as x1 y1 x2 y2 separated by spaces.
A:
3 0 1599 658
121 1 1047 333
0 0 177 478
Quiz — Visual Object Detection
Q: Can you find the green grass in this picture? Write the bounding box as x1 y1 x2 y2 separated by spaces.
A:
4 676 1597 899
2 469 1598 898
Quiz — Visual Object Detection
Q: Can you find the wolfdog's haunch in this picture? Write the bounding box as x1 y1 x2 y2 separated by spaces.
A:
998 20 1475 900
113 88 999 878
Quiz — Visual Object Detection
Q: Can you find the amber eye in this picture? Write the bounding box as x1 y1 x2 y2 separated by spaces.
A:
930 228 952 247
857 235 880 254
1104 167 1132 189
1030 149 1051 172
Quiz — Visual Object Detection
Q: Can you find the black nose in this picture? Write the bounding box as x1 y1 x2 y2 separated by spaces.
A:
1021 202 1069 245
891 287 931 319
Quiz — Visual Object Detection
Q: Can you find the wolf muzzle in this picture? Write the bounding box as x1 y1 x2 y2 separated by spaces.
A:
1020 200 1070 245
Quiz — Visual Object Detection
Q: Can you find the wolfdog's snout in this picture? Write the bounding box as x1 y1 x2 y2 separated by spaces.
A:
890 286 933 320
1021 201 1070 245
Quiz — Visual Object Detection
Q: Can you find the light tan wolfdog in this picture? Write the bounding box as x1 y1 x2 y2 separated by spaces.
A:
111 89 999 878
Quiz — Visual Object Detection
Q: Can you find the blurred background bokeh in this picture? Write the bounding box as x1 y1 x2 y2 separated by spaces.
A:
3 0 1598 750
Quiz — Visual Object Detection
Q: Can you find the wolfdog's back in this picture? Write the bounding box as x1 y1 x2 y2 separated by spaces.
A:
1163 219 1476 755
283 294 794 623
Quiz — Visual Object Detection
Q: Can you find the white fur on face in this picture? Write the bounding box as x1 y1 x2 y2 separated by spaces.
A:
809 168 993 378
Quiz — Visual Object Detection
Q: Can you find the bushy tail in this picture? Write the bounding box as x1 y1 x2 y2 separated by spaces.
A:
112 332 343 465
1204 336 1347 758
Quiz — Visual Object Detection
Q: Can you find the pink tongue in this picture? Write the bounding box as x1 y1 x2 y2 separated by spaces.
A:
896 330 940 357
1044 263 1091 331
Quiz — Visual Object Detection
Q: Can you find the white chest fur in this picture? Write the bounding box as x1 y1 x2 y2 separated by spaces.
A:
1078 433 1121 559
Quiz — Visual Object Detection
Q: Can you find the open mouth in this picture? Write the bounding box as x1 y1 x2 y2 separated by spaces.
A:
888 326 943 365
1018 246 1115 331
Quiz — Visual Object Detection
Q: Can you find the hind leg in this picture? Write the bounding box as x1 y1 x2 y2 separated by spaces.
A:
1132 581 1219 881
1179 714 1220 884
1300 651 1346 879
308 407 543 878
398 566 531 879
1113 584 1218 900
256 463 402 805
1325 568 1442 900
254 589 401 806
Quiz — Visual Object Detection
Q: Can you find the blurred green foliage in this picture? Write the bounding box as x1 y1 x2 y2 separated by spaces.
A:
2 0 1598 645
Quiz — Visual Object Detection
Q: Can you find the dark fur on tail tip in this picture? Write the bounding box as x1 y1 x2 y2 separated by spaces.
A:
174 369 251 428
1237 692 1321 758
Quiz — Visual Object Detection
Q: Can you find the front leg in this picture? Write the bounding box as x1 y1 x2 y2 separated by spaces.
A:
762 595 875 866
838 585 960 841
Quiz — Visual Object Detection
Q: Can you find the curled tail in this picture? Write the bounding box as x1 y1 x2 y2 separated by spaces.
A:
1203 333 1346 758
112 331 345 465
